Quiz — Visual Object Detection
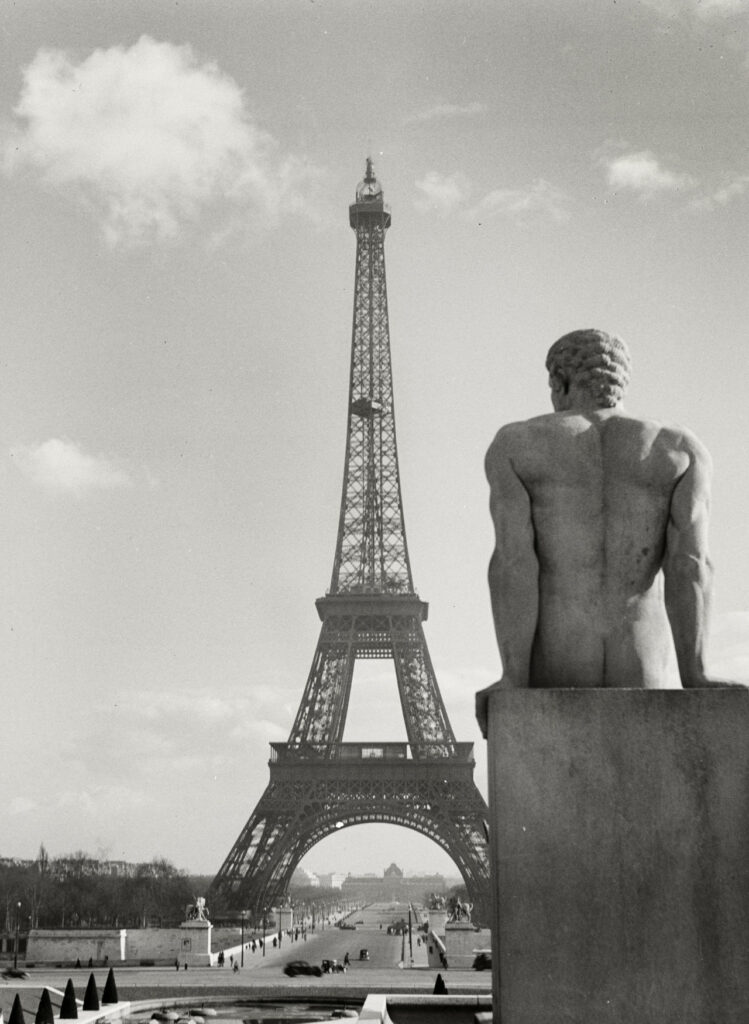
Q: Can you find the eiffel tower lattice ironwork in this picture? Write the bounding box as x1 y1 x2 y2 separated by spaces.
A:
209 159 490 920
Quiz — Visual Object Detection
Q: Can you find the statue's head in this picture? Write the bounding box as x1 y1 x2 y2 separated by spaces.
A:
546 329 632 410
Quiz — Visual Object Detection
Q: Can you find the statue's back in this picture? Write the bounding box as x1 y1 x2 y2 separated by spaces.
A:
503 409 694 688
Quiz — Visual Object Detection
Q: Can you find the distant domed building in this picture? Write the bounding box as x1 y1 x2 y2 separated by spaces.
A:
341 862 447 902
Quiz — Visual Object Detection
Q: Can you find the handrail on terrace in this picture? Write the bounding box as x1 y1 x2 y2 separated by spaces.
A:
269 741 475 764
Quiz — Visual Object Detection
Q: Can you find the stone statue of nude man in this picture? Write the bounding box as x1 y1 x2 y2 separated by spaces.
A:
477 328 742 737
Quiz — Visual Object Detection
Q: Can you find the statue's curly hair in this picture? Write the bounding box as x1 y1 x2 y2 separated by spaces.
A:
546 329 632 408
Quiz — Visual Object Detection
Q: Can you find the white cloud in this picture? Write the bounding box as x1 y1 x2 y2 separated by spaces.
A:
415 171 570 223
604 150 695 197
471 179 571 223
9 796 37 816
414 170 472 214
690 175 749 211
229 717 287 743
405 101 487 124
110 686 288 750
57 785 151 814
640 0 749 18
3 36 318 247
698 0 749 12
11 438 132 493
125 684 282 722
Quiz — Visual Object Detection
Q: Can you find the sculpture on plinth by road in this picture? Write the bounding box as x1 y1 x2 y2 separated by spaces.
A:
447 896 473 923
186 896 209 921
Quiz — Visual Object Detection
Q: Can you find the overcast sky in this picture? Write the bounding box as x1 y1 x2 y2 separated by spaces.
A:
4 0 749 878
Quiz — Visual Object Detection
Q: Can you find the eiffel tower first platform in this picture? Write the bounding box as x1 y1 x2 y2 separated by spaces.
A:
209 159 490 922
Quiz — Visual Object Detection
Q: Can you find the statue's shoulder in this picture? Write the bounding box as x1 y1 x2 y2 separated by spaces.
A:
488 413 554 449
628 413 709 459
486 415 560 476
610 413 712 475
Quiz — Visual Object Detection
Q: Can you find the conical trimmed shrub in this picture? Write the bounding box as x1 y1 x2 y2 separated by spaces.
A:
35 989 54 1024
82 974 99 1011
60 978 79 1019
432 973 448 995
9 993 26 1024
101 967 118 1005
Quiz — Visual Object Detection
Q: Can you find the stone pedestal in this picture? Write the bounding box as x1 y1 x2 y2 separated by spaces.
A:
425 909 448 969
445 921 488 969
427 909 448 939
276 905 293 949
179 919 212 967
487 689 749 1024
276 906 293 935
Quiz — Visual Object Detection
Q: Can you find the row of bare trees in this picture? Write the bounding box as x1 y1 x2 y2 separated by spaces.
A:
1 846 195 930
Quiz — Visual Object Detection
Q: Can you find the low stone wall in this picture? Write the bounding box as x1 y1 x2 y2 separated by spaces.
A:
444 926 491 969
27 927 196 966
126 928 186 965
25 924 291 967
27 930 125 965
360 994 492 1024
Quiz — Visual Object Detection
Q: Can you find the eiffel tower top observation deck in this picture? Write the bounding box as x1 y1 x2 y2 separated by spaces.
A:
331 157 413 599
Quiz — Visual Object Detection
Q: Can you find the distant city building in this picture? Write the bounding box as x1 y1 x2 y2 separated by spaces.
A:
315 872 347 889
0 854 171 880
51 857 160 879
291 867 320 888
341 862 448 902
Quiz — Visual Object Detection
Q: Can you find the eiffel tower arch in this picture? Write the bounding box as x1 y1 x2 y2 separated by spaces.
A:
209 159 490 921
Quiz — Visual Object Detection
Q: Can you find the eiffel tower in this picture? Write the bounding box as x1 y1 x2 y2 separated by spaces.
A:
209 159 490 921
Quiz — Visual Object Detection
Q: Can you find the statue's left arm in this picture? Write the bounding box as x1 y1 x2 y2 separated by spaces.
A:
476 427 539 737
664 433 744 688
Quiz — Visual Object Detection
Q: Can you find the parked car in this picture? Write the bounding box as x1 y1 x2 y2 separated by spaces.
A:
321 958 346 974
472 952 492 971
283 960 322 978
337 922 356 930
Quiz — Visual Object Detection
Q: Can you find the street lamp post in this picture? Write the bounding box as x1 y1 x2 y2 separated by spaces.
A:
13 901 21 970
240 911 246 967
262 909 267 957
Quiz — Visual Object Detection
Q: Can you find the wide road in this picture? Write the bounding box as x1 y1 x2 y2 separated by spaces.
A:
251 901 426 978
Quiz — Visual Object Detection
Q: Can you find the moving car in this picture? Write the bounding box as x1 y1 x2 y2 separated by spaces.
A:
472 951 491 971
2 967 29 980
283 960 323 978
358 949 370 961
321 959 346 974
